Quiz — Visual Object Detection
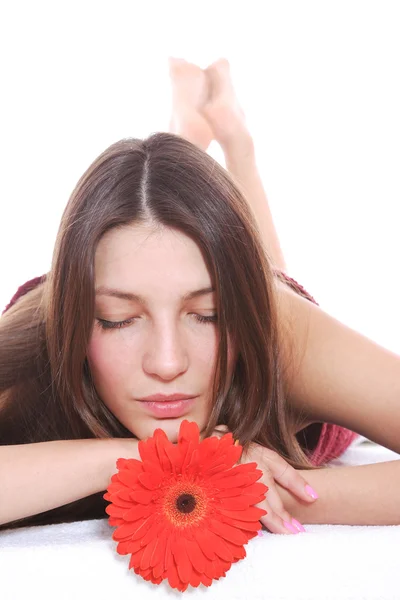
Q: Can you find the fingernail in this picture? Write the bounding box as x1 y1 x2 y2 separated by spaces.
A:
291 518 306 533
257 529 264 537
283 520 299 534
305 484 319 499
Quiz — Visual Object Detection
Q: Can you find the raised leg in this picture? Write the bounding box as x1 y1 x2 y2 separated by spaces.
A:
169 57 287 272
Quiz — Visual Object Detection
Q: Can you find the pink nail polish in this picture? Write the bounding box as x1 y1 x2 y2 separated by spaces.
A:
283 520 299 534
305 484 319 499
291 518 306 533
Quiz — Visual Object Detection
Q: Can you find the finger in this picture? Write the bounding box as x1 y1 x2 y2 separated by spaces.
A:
258 499 301 535
260 450 319 503
254 468 305 535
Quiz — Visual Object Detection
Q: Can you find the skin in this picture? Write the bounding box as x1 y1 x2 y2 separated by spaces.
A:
87 222 236 444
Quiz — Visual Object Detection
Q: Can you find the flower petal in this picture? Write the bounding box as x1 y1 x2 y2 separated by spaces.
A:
172 537 193 584
150 531 168 569
219 514 261 532
203 529 234 562
218 505 267 521
155 429 173 472
193 528 216 560
167 560 188 592
208 518 249 545
138 471 163 490
138 436 158 463
185 537 206 574
216 495 261 510
123 503 153 522
117 470 140 488
129 489 154 504
116 457 143 473
178 420 200 445
140 535 158 571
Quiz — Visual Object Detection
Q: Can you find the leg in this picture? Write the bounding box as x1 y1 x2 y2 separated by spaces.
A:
169 57 287 272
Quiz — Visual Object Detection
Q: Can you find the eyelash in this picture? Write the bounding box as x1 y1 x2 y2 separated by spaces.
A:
96 314 218 330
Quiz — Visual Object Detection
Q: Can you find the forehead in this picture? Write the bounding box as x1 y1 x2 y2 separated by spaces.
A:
94 224 212 285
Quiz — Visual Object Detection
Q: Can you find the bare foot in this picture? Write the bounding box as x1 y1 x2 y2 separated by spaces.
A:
168 57 214 151
202 58 252 151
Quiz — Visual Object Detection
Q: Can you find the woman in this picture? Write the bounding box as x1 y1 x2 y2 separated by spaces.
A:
1 58 399 535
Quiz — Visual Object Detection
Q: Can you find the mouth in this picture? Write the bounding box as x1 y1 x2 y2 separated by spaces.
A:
137 397 197 419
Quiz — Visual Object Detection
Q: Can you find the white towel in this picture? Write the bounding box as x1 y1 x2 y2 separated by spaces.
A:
1 439 399 600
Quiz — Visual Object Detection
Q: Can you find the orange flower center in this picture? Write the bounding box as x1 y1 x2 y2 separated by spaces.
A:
162 477 212 529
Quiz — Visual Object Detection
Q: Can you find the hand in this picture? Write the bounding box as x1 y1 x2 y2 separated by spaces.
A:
211 425 318 535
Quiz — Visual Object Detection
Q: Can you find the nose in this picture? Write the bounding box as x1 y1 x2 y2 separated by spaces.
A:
142 322 189 381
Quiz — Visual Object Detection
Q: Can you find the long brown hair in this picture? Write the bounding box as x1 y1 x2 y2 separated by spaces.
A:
0 133 319 531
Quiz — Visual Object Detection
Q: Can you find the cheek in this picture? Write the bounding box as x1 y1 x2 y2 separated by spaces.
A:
86 334 127 390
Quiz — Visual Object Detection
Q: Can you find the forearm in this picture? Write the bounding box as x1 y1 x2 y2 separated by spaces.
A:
0 438 138 526
277 460 400 526
222 138 287 271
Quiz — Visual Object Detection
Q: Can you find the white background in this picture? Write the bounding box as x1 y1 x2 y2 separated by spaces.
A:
1 0 399 354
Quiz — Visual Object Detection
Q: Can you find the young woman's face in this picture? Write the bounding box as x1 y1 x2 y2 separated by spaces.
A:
87 223 236 443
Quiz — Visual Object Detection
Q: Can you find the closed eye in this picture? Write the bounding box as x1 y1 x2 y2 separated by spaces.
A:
95 313 218 331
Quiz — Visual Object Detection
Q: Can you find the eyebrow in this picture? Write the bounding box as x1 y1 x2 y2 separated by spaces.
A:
95 285 215 304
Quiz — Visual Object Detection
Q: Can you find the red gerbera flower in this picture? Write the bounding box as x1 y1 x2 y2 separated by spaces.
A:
103 420 268 592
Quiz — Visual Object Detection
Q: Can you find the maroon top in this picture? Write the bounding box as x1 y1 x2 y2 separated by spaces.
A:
2 270 359 466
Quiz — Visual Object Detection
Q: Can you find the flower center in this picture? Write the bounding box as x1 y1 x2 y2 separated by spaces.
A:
176 493 196 514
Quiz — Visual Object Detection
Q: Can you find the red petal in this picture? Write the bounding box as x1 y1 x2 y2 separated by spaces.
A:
164 533 173 571
117 470 139 488
113 515 153 541
218 495 261 510
218 496 249 510
197 436 219 465
215 473 252 488
112 488 134 503
138 520 165 547
204 530 234 562
215 487 243 498
116 538 141 555
138 471 163 490
163 442 181 473
242 482 269 496
167 560 183 591
172 537 193 584
150 531 168 568
185 537 206 574
128 550 142 570
139 535 158 571
208 518 249 545
116 457 143 473
178 420 200 445
193 528 216 560
123 503 153 521
131 516 156 541
155 429 173 472
108 517 124 527
199 572 213 587
129 489 154 504
188 569 201 588
138 437 158 463
219 514 261 532
218 505 267 521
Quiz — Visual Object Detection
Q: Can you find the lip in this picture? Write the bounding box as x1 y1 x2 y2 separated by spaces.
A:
137 397 197 419
138 393 196 403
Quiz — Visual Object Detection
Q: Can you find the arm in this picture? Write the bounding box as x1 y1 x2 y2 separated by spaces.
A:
277 460 400 525
275 279 400 454
0 438 139 527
